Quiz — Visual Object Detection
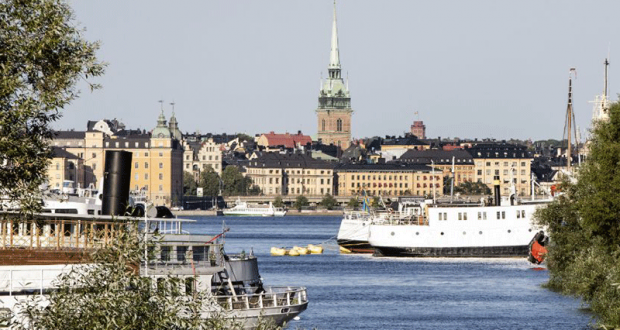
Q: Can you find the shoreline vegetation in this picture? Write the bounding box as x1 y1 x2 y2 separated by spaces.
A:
534 100 620 328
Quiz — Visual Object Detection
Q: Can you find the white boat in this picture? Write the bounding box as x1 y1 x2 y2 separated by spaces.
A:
336 197 422 253
223 199 286 217
368 194 551 257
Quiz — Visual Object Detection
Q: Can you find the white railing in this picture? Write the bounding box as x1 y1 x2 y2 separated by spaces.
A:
215 286 307 311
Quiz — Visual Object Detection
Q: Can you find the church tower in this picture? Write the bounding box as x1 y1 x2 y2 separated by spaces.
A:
316 2 353 149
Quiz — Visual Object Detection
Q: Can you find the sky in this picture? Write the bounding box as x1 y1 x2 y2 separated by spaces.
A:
59 0 620 142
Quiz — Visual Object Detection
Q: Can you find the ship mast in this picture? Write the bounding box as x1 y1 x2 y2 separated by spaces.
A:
563 68 577 173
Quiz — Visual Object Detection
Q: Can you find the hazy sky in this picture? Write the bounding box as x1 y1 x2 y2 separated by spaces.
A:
59 0 620 141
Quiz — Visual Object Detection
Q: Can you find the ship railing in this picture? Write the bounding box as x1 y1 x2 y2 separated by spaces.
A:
381 214 429 226
0 265 88 296
215 286 307 311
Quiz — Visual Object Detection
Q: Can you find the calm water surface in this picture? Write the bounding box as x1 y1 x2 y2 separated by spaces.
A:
181 215 591 330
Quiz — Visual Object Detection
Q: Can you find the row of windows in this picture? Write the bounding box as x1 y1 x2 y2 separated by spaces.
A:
482 161 528 167
439 210 528 221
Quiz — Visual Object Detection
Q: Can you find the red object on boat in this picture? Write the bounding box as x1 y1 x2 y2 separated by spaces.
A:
530 240 547 264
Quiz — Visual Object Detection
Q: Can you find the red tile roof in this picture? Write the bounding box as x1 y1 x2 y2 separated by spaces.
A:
262 131 312 148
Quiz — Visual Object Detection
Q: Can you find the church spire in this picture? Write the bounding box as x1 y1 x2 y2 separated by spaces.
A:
328 1 341 76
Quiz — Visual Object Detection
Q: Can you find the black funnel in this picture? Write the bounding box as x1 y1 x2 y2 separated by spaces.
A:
102 150 133 216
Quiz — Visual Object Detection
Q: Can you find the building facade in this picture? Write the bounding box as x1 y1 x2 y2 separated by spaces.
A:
316 3 353 149
47 147 84 191
184 138 224 179
244 153 335 196
399 149 475 185
410 121 426 139
467 143 533 196
50 110 184 206
335 163 442 197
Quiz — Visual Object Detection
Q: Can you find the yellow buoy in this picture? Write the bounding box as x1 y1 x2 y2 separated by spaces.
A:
270 247 287 256
288 248 300 256
307 244 323 254
339 246 352 254
293 246 309 255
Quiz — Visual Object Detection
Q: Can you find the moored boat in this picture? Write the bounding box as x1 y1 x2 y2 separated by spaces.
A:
223 199 286 217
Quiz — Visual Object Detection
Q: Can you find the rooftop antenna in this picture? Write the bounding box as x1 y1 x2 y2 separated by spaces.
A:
562 68 577 173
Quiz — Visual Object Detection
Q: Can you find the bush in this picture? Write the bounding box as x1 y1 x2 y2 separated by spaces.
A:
293 196 309 212
320 194 337 210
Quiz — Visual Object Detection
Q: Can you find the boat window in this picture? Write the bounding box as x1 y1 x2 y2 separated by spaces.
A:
516 210 521 219
478 212 481 220
177 246 187 263
463 213 468 220
439 213 443 221
55 209 78 214
443 212 447 220
501 211 505 219
161 246 171 262
483 212 487 220
521 210 526 218
496 211 500 220
193 246 206 262
458 213 462 221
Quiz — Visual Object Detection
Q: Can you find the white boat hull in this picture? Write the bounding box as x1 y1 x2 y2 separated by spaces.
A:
369 203 547 257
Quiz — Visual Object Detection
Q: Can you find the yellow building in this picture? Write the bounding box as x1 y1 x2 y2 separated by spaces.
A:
244 153 335 196
50 111 184 206
468 144 533 196
335 163 442 197
399 149 475 185
47 147 84 191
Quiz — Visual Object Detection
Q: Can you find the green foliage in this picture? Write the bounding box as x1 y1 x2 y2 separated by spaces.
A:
0 0 105 216
236 133 253 143
320 194 337 210
347 197 360 210
454 180 491 195
273 196 284 208
442 176 451 194
12 223 283 330
221 166 255 196
535 101 620 328
293 196 309 212
199 167 220 196
183 172 197 196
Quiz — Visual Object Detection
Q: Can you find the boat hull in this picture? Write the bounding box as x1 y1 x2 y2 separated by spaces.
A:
374 245 529 257
336 239 375 254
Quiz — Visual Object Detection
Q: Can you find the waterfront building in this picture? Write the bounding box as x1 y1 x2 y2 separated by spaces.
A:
244 153 335 196
47 147 85 190
50 110 184 206
335 163 441 197
316 3 353 149
466 143 533 196
379 134 431 160
410 121 426 139
183 138 224 178
399 149 475 185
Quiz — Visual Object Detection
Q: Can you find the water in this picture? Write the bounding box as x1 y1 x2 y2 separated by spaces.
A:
182 215 591 330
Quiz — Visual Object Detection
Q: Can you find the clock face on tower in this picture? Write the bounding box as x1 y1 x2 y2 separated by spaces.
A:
158 133 165 138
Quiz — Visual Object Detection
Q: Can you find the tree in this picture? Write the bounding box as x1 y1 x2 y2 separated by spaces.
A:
320 194 337 210
199 167 220 196
220 166 246 196
371 196 381 208
0 0 105 216
347 197 359 210
454 180 491 195
293 196 309 212
535 101 620 328
183 172 197 196
273 196 284 208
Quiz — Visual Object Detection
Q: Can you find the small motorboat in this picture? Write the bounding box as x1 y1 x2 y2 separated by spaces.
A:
292 246 309 255
270 247 287 256
288 248 300 257
307 244 323 254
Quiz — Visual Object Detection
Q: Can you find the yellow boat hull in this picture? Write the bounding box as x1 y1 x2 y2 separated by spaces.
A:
270 247 287 256
307 244 324 254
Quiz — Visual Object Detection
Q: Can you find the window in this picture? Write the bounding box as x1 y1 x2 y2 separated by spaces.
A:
145 174 148 180
443 212 447 220
458 213 462 220
159 163 163 169
477 170 482 175
497 211 501 219
517 210 521 219
92 153 97 159
159 185 163 191
337 119 343 131
521 210 525 218
134 173 139 180
478 212 482 220
502 211 505 219
159 173 163 180
159 152 163 157
145 162 148 169
135 162 139 169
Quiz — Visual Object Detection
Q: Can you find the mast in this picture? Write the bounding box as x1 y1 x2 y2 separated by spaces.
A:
564 68 577 173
